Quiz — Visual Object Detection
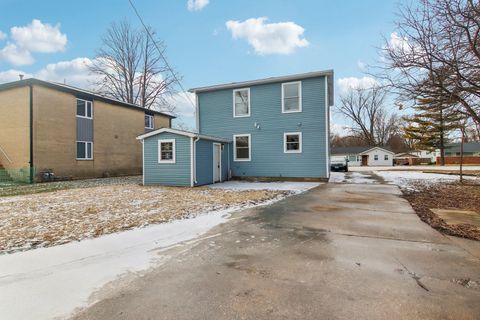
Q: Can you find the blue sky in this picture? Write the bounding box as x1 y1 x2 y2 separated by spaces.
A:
0 0 399 130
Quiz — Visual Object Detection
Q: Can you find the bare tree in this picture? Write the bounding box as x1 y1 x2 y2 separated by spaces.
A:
376 0 480 124
337 85 399 146
89 20 178 113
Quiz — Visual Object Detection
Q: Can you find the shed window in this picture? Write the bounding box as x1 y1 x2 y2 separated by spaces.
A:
233 88 250 117
384 154 389 160
77 141 93 160
145 114 154 129
282 82 302 113
374 155 379 160
158 139 175 163
234 134 251 161
76 99 92 119
284 132 302 153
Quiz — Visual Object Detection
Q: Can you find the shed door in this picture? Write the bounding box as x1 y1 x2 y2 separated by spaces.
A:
213 143 221 183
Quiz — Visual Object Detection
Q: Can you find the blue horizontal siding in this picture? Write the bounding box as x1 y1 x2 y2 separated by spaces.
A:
198 76 328 178
195 139 213 186
195 139 231 186
143 132 191 186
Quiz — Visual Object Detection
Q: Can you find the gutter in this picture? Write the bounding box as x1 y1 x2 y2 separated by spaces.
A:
28 83 34 184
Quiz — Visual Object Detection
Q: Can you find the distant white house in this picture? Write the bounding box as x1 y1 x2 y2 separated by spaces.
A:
331 146 395 167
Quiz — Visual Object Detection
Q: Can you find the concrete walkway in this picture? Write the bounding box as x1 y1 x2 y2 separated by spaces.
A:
72 183 480 320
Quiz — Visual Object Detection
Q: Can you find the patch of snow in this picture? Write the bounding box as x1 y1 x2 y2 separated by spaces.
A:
329 172 378 184
329 172 346 183
208 181 320 193
0 196 284 320
375 171 478 192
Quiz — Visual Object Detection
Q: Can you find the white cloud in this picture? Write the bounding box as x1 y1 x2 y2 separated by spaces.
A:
187 0 209 11
0 43 34 65
225 17 309 55
330 123 352 137
0 19 67 66
35 57 98 89
388 32 410 52
0 69 33 83
337 76 378 92
357 60 367 72
11 19 67 53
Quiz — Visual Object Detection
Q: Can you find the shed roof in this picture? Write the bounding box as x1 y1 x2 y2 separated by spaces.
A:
0 78 175 118
136 127 231 143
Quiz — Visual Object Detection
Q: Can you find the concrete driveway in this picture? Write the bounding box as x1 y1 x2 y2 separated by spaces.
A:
72 183 480 320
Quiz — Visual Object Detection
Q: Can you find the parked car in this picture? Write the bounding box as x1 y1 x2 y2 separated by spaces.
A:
330 158 348 172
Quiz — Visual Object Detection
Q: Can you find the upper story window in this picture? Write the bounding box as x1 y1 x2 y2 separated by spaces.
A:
76 99 93 119
284 132 302 153
158 139 176 163
233 134 251 161
282 81 302 113
233 88 250 117
145 114 154 129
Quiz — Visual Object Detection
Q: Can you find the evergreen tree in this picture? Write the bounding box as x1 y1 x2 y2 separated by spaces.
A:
403 95 461 165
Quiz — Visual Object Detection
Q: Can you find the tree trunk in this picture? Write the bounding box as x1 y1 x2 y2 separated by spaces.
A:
460 129 464 184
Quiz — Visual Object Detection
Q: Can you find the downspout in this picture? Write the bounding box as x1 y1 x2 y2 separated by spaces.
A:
193 135 200 185
28 83 34 184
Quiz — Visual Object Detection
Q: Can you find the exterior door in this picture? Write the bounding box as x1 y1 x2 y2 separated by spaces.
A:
213 143 221 183
361 155 368 166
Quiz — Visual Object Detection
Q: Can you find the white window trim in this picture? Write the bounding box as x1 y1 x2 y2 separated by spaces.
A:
233 134 251 162
232 88 251 118
76 141 93 160
76 99 93 119
374 155 379 161
158 139 176 164
284 132 303 154
384 154 389 160
145 114 154 129
281 81 302 113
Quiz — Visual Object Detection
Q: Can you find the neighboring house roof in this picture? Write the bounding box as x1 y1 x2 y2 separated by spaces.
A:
188 69 335 106
331 146 394 155
0 78 175 119
136 127 231 143
444 142 480 153
394 152 419 158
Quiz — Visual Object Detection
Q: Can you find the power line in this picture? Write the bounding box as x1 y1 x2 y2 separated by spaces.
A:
127 0 197 117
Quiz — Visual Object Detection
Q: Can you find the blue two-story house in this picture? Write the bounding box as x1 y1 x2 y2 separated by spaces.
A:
137 70 333 186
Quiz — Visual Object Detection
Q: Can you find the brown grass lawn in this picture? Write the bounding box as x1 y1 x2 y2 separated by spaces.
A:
403 183 480 240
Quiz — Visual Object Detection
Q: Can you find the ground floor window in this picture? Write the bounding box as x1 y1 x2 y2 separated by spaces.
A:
76 141 93 160
158 139 176 163
374 155 379 160
384 154 389 160
284 132 302 153
234 134 251 161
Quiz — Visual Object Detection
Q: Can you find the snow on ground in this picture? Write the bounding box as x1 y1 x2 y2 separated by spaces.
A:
375 170 479 192
208 181 321 193
351 165 480 172
329 172 377 184
0 195 289 320
0 183 284 253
